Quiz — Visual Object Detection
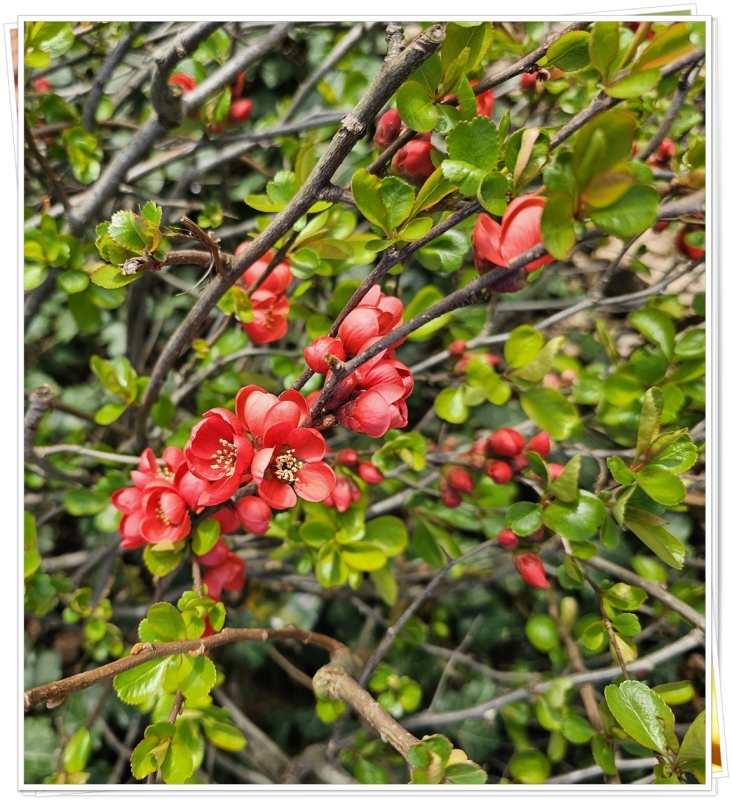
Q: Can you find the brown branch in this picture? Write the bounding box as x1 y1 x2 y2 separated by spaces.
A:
313 666 419 759
25 626 353 710
132 24 447 452
24 121 71 213
24 384 56 461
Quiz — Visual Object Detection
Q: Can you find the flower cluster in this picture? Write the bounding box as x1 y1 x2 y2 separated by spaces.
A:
324 449 384 512
198 539 246 601
305 286 414 437
234 244 293 345
438 465 475 509
470 428 564 485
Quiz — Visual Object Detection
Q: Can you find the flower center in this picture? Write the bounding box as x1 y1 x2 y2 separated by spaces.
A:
155 505 172 525
158 465 174 482
273 449 303 484
211 438 238 478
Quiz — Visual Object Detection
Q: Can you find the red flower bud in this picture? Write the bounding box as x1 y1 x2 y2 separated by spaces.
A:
440 480 462 508
526 432 551 458
358 461 384 484
235 495 272 535
521 72 538 91
488 428 525 457
512 454 529 471
228 98 253 126
445 466 474 494
475 86 494 117
497 529 519 550
392 140 437 182
676 225 705 260
514 553 550 588
169 73 197 93
32 77 52 93
526 526 545 543
656 138 675 161
304 336 346 374
230 72 246 100
448 339 467 357
374 108 402 151
336 448 360 467
547 463 565 481
486 460 513 485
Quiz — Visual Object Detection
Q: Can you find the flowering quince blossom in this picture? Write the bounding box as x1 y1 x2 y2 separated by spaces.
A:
185 408 254 505
235 495 272 535
234 244 293 345
198 540 246 601
472 196 553 293
324 474 362 512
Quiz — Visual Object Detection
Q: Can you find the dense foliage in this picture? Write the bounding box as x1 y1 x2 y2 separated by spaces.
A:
23 19 707 786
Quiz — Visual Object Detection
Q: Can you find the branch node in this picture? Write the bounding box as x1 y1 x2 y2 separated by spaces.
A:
341 114 367 136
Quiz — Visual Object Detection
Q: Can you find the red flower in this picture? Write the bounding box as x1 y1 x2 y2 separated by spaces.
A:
448 339 467 357
324 474 362 512
304 336 346 374
235 495 272 535
357 461 384 484
235 385 308 444
169 73 197 93
139 480 191 544
212 507 241 535
488 428 525 457
392 140 437 181
497 529 519 550
199 541 246 600
251 424 335 510
439 480 463 508
131 447 185 489
374 108 402 151
473 84 494 117
521 72 538 91
185 408 254 505
228 98 253 126
336 448 360 467
338 286 405 356
111 487 146 549
486 460 513 485
526 432 551 458
514 553 550 589
445 466 474 494
472 196 553 292
238 247 293 295
244 291 290 345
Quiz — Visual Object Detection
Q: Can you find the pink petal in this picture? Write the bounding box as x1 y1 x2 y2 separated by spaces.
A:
263 399 305 431
500 197 546 264
262 421 296 449
295 462 336 502
252 448 275 482
339 308 381 355
159 490 187 524
236 386 275 437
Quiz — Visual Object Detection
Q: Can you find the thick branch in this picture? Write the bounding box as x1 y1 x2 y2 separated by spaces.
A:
25 626 351 709
24 385 56 461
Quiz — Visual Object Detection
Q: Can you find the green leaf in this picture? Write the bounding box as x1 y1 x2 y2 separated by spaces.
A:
549 454 581 502
141 201 163 227
509 748 551 784
541 194 576 260
398 217 433 242
94 403 127 425
351 169 388 232
62 727 92 773
130 735 163 779
520 388 580 441
161 742 194 784
676 710 705 767
200 717 246 751
143 544 184 577
415 228 470 273
411 167 458 216
543 491 606 541
90 265 143 288
635 22 693 71
454 73 477 120
504 128 550 188
606 68 661 99
444 761 488 784
649 435 697 474
64 489 109 516
217 286 253 324
24 511 42 580
435 386 469 424
623 511 685 570
590 22 619 81
582 167 634 209
341 542 387 572
405 285 451 340
412 521 446 568
177 654 216 699
613 613 641 636
605 680 678 756
316 548 349 588
446 116 499 173
572 110 636 190
192 519 220 556
604 583 647 611
370 564 398 606
396 81 438 132
512 336 566 385
146 603 187 642
355 756 389 784
442 22 493 75
525 614 560 652
634 466 686 506
57 270 90 295
589 184 659 239
636 388 665 460
561 715 595 744
506 502 543 536
381 177 415 232
505 324 543 368
114 658 169 705
107 209 154 252
592 734 617 775
299 520 336 548
363 516 407 556
607 456 636 486
630 309 675 362
289 248 320 279
545 31 591 71
477 172 509 215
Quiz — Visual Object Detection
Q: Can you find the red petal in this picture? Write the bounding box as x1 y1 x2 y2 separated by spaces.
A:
258 477 297 509
159 490 187 524
252 448 275 482
295 462 336 502
236 386 275 437
339 308 380 355
287 427 326 462
263 399 305 431
473 213 505 268
500 196 546 264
